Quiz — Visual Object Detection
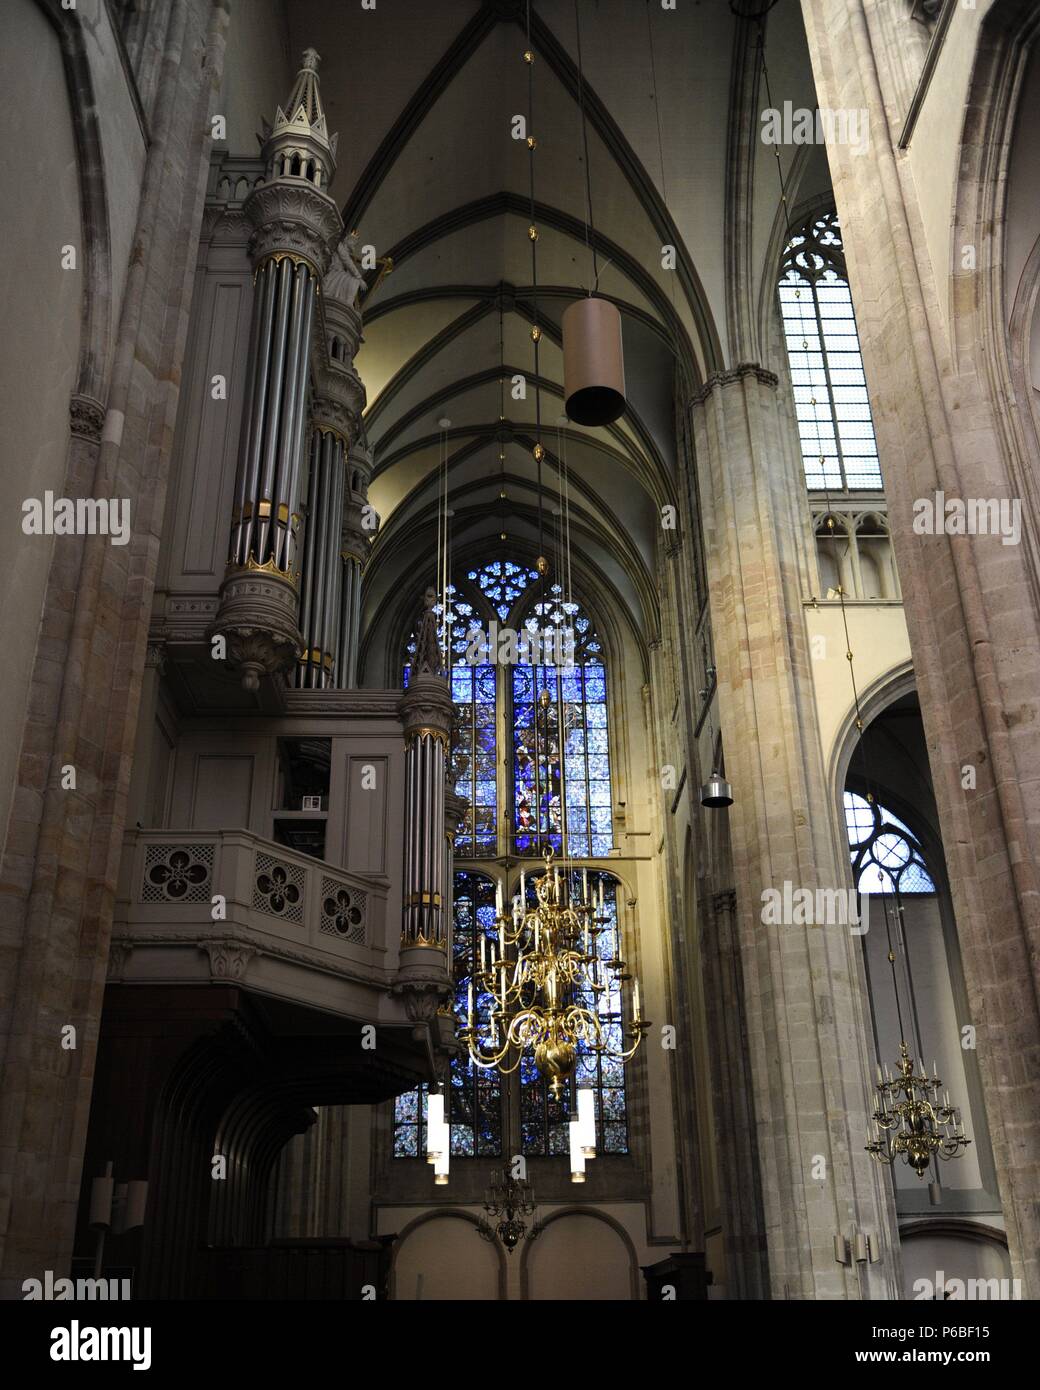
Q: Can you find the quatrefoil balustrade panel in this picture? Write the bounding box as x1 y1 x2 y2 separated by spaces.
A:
253 851 306 925
320 876 367 944
141 844 214 904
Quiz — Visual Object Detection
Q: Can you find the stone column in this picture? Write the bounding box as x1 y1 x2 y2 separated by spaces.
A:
800 0 1040 1298
692 363 900 1298
0 0 228 1295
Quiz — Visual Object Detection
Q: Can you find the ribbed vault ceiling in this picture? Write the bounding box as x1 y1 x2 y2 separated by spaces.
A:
285 0 821 666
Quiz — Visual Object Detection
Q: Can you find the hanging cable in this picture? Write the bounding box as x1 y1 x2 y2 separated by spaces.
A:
573 0 599 292
524 4 545 569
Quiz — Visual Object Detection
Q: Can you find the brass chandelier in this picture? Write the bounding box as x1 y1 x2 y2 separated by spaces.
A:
459 853 648 1114
866 1042 971 1177
477 1169 537 1252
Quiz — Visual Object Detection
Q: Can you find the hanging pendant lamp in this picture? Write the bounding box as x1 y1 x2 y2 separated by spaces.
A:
562 296 627 426
700 770 734 809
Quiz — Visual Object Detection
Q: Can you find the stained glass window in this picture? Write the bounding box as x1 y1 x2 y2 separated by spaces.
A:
404 591 497 859
451 663 497 856
513 590 612 859
394 557 625 1164
844 791 937 895
467 559 539 621
779 212 883 491
520 870 628 1156
393 871 502 1158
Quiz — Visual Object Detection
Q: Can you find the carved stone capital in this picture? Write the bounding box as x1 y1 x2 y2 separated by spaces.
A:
341 518 369 567
145 641 167 672
692 362 779 407
310 370 364 438
210 565 302 690
69 394 106 442
204 940 257 980
399 672 454 741
106 940 133 980
245 180 343 275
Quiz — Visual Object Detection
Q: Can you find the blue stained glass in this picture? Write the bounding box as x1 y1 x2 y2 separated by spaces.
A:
475 780 496 804
548 1126 569 1156
587 756 610 780
599 1057 623 1089
394 1127 418 1157
586 728 608 754
396 1092 417 1122
602 1089 626 1120
603 1123 626 1153
575 1053 597 1082
590 807 613 831
586 703 607 727
589 782 611 807
583 667 606 700
452 669 471 700
566 784 588 805
452 1127 475 1157
513 666 533 700
476 669 496 702
561 669 583 700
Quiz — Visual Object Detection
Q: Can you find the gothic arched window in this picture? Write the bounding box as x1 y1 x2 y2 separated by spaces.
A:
403 559 614 860
844 791 937 895
779 211 883 491
394 558 627 1165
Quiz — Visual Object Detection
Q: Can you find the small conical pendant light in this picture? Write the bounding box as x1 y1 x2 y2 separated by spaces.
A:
699 665 733 807
700 770 733 809
562 296 626 426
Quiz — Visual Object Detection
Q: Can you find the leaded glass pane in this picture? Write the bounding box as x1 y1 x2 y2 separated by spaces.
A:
780 212 883 492
843 791 937 895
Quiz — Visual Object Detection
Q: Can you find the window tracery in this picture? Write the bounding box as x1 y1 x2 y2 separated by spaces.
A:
779 212 883 491
844 791 937 895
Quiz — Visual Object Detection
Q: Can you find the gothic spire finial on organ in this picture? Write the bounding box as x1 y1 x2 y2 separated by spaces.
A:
260 48 339 189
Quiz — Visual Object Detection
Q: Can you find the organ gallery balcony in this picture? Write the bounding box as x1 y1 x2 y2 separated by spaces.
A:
111 828 399 1018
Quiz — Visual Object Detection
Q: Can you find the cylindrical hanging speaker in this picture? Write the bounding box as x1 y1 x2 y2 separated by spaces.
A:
562 296 626 426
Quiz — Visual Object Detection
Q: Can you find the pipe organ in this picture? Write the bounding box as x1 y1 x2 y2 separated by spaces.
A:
210 49 347 691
